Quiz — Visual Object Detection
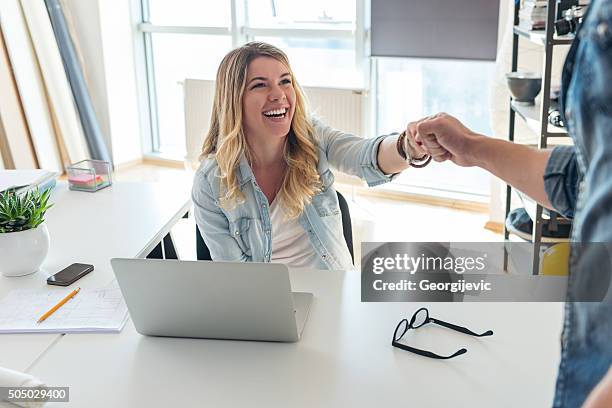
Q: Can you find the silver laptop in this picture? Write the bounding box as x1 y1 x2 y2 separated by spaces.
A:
110 258 313 342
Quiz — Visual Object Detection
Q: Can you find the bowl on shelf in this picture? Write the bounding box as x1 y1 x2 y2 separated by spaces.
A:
506 72 542 105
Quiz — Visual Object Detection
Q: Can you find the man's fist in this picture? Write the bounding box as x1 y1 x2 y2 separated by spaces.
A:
414 113 482 167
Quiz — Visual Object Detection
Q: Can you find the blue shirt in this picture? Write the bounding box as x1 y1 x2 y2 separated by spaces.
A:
542 1 612 406
192 118 397 271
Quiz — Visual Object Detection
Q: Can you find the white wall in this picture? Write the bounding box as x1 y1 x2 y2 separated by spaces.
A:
63 0 143 166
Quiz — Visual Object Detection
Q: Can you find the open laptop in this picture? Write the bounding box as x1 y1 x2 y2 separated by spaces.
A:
110 258 313 342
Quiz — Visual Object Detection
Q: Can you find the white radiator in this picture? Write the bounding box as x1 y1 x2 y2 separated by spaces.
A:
183 78 215 166
183 79 365 166
302 86 364 137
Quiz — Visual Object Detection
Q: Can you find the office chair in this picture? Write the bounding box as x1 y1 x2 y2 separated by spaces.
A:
196 190 354 264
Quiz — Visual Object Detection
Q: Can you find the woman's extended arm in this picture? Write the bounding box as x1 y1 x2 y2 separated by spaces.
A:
376 128 428 175
315 118 429 181
378 122 428 174
376 134 408 174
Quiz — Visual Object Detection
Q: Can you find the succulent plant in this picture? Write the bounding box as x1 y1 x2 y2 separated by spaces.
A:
0 188 53 233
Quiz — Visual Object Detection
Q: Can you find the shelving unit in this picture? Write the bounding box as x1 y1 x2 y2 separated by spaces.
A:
512 25 574 45
504 0 574 275
510 101 568 137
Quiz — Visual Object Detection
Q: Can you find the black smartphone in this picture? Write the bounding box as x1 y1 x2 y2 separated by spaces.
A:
47 263 94 286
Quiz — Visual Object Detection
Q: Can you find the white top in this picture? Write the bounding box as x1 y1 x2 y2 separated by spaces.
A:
269 198 320 269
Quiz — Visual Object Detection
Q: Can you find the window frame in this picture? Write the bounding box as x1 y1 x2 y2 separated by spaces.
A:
135 0 368 156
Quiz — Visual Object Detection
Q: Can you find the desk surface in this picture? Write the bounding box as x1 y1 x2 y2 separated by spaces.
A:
29 268 563 408
0 181 191 372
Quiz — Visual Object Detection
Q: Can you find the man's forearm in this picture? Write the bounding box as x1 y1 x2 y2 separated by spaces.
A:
472 136 554 209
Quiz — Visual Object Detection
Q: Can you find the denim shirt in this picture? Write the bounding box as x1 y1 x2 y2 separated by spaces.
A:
542 1 612 406
192 118 397 271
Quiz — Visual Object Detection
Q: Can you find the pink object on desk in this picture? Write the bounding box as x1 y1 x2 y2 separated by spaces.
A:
68 174 103 185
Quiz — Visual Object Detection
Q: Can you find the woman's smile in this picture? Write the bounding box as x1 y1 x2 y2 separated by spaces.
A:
262 106 290 123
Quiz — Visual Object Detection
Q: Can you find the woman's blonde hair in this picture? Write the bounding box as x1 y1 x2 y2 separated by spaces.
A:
201 42 321 218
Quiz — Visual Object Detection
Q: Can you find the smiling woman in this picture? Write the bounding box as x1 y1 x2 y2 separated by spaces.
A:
191 42 430 270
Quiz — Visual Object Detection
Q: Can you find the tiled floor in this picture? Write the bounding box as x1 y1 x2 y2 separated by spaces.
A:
115 163 501 266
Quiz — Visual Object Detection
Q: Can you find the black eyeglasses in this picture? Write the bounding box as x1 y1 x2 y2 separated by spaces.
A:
392 307 493 359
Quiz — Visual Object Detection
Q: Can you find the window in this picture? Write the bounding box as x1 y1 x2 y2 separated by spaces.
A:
150 33 231 156
137 0 493 201
375 57 494 197
147 0 230 26
246 0 355 28
138 0 363 158
252 37 359 88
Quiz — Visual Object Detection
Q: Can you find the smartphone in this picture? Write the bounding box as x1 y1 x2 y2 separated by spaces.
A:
47 263 94 286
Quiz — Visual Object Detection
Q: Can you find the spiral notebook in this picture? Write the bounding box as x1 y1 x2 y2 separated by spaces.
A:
0 285 128 333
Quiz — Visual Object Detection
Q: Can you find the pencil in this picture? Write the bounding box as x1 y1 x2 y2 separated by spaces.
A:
37 287 81 323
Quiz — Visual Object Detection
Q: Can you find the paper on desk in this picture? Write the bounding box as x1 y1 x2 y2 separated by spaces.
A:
0 170 58 193
0 286 128 333
0 367 47 408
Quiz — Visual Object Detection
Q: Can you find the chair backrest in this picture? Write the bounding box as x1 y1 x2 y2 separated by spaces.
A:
335 191 354 263
196 190 354 264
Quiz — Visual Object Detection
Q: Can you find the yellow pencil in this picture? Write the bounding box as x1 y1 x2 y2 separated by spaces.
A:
37 287 81 323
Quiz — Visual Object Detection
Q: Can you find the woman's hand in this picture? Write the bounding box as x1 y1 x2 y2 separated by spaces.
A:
413 113 483 167
405 121 430 159
375 121 429 174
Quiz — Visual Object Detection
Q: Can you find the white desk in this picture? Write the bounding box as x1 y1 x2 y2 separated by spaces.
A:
0 181 191 372
28 268 563 407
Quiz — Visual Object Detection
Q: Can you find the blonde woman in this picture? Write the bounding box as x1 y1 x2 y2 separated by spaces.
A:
192 42 429 270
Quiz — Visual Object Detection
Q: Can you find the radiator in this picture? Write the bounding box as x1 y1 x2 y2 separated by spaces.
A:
302 86 364 137
183 79 365 165
183 79 215 165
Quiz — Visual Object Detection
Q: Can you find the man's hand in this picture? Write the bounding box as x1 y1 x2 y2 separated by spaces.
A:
414 113 483 167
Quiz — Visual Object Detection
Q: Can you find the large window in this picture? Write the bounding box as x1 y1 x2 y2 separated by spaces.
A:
138 0 361 157
137 0 493 200
246 0 355 28
147 0 231 27
375 57 494 198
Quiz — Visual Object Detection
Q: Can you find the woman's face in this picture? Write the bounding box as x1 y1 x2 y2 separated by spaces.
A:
242 56 296 143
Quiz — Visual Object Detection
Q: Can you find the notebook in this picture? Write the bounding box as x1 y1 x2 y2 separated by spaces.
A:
0 284 128 333
0 170 58 194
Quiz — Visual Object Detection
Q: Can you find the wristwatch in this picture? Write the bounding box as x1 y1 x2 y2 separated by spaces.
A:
396 131 432 168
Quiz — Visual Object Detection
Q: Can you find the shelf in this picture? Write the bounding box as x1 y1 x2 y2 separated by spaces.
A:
506 229 570 243
510 100 569 139
513 26 574 46
514 190 572 225
515 188 538 222
506 1 575 274
507 191 572 243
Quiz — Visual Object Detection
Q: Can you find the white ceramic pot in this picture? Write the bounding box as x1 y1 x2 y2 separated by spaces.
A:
0 223 50 277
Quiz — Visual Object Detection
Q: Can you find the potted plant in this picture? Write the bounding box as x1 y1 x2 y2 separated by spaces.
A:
0 188 53 277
